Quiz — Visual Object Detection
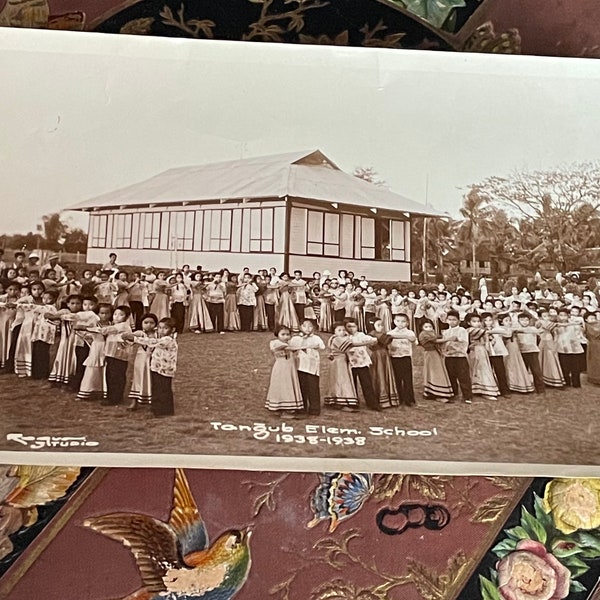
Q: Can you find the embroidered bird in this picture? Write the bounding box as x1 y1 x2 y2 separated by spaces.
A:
83 468 252 600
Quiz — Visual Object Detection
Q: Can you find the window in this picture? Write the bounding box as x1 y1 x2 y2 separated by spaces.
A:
248 207 273 252
142 213 161 249
359 216 375 259
90 214 108 248
173 211 195 251
390 220 406 261
375 218 390 260
113 214 132 248
306 209 339 256
203 210 231 251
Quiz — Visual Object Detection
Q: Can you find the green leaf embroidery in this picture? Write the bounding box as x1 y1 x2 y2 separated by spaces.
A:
570 579 587 593
505 525 530 541
479 575 502 600
520 506 547 544
491 538 518 559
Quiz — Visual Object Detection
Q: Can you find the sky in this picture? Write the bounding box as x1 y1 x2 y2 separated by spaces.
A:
0 29 599 235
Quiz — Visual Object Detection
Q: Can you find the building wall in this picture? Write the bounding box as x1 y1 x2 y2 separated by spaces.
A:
86 247 285 273
288 203 412 281
289 254 411 281
85 200 286 271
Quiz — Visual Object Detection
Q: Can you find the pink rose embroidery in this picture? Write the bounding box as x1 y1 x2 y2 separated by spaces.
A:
497 540 570 600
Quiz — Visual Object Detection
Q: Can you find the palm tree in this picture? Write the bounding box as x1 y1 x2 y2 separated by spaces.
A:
456 187 493 286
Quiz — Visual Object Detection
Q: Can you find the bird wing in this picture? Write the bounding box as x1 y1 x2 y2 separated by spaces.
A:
83 512 180 593
168 468 209 559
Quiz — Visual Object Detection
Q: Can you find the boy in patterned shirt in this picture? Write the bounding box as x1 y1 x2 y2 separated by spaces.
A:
125 317 178 416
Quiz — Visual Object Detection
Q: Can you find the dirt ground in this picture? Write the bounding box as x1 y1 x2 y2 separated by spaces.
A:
0 331 598 468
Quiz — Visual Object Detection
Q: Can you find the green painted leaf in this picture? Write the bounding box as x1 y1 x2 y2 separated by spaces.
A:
479 575 502 600
570 579 587 593
561 554 590 578
551 541 585 558
505 525 530 541
575 531 600 557
520 506 547 544
532 494 553 530
491 538 518 558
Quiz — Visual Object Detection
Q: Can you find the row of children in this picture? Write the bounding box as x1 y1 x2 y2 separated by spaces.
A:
265 307 600 417
0 279 178 416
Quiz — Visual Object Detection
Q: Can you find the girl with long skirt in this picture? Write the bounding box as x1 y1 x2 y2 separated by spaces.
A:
585 312 600 385
317 284 334 333
537 311 565 387
418 321 454 401
500 314 535 394
347 289 366 332
77 303 112 401
113 272 130 308
149 273 170 321
127 313 157 408
466 314 500 398
253 275 268 331
265 326 304 415
48 295 83 386
276 274 300 331
224 276 241 332
375 289 393 332
0 282 19 369
188 277 214 333
324 323 358 410
14 281 45 377
368 319 400 408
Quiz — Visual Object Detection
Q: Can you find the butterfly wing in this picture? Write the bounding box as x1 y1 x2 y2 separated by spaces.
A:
328 474 373 531
168 468 209 560
83 512 180 593
307 473 339 528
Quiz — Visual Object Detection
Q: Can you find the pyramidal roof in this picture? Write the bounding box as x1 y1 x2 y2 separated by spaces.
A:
69 150 444 217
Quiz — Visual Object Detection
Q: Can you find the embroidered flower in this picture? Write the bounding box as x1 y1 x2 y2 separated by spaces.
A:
543 479 600 535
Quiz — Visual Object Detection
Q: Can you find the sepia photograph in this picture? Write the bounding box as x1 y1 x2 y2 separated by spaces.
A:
0 28 599 473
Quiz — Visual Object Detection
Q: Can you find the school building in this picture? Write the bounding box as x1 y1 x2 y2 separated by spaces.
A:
70 150 444 280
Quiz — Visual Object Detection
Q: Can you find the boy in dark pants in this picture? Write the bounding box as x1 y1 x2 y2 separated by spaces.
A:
482 312 511 397
289 320 325 415
387 313 416 406
441 310 472 403
99 305 133 405
125 317 178 416
554 308 584 388
345 320 379 411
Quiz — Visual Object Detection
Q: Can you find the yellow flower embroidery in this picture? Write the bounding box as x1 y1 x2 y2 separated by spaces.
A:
543 479 600 534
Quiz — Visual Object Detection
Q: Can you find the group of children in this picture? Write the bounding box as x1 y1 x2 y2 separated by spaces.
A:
1 256 599 420
0 277 179 416
264 298 600 417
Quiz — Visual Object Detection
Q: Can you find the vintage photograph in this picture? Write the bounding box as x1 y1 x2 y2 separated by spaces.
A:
0 28 599 471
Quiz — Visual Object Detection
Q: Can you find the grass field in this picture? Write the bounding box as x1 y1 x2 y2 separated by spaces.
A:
0 331 599 468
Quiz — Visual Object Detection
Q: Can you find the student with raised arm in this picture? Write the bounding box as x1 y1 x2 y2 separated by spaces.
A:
441 310 473 404
345 319 379 411
387 313 417 406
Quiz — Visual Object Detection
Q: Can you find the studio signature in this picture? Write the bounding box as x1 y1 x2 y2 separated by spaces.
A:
6 433 99 450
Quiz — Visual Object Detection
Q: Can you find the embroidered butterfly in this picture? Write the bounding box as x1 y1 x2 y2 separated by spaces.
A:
307 473 374 532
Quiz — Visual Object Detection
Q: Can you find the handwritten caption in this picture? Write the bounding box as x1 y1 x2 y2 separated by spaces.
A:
7 433 99 450
209 422 438 446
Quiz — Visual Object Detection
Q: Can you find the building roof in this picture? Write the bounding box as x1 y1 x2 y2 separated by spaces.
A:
69 150 446 217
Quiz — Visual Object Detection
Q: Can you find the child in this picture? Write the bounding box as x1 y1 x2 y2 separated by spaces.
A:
264 325 304 416
465 313 499 399
316 283 333 333
362 285 377 331
345 320 379 411
324 323 358 411
126 317 178 417
375 288 393 333
368 318 400 409
14 281 45 377
94 271 117 305
499 313 535 394
70 296 99 392
289 320 325 416
99 305 133 405
149 272 170 320
31 289 59 379
554 308 584 388
169 272 189 334
0 282 20 371
584 311 600 385
441 310 473 403
418 319 453 402
387 313 417 406
537 309 565 388
77 303 113 401
513 313 545 394
482 312 512 397
48 294 83 386
188 273 214 334
126 313 158 409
